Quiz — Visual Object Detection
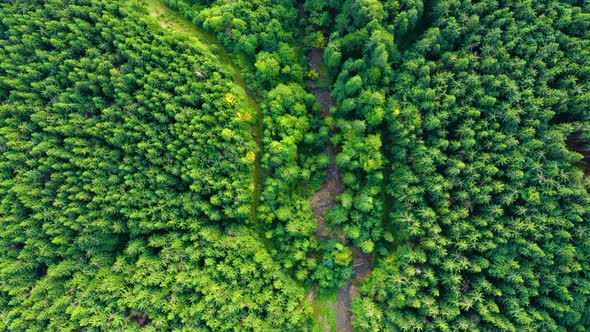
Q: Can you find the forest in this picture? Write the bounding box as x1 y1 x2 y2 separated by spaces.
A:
0 0 588 331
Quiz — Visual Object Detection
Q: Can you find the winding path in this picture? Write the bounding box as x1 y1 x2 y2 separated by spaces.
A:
308 49 343 241
144 0 267 249
307 49 372 332
145 2 372 329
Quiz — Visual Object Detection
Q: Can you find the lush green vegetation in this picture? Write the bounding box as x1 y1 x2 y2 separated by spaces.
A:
166 0 354 291
309 0 590 330
1 0 589 330
0 0 308 330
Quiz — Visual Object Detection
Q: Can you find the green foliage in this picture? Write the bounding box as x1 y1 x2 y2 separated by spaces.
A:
0 0 309 329
316 0 590 330
2 0 590 330
311 240 353 290
256 83 350 290
168 0 346 291
255 52 281 87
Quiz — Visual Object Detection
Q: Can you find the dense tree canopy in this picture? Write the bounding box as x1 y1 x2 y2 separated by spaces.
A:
1 0 589 330
0 0 308 330
313 0 590 330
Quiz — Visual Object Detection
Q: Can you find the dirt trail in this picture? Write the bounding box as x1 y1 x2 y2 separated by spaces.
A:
308 48 342 241
308 48 372 332
147 3 373 328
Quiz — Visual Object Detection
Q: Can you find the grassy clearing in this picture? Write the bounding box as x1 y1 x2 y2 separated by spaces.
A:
144 0 240 86
308 291 338 332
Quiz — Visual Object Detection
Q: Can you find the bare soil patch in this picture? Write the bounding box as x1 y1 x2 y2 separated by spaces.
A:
311 140 342 240
308 48 372 332
566 131 590 175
